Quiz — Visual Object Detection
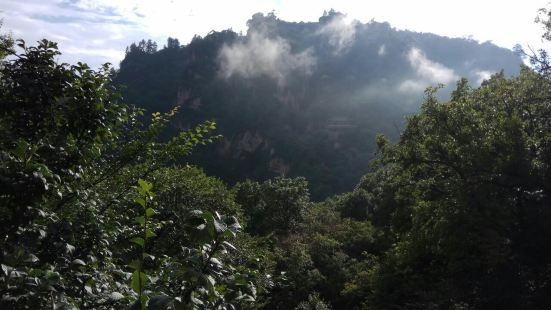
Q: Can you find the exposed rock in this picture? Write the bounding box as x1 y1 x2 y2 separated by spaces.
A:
176 88 191 107
216 138 233 158
190 97 202 110
326 116 355 143
269 157 290 176
176 88 202 110
237 131 263 153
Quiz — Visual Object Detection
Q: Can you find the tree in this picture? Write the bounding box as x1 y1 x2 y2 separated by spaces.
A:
0 39 262 309
363 70 551 309
516 6 551 78
166 37 180 49
1 39 133 308
235 177 311 236
0 20 13 59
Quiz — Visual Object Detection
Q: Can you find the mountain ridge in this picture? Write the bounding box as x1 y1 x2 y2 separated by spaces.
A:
115 10 522 199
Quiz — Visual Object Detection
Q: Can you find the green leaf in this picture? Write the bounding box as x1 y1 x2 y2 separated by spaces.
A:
222 241 237 251
205 274 216 295
1 264 13 276
135 216 145 226
46 270 60 281
200 211 216 238
143 252 155 260
137 179 153 193
131 270 148 293
145 208 155 217
190 210 203 216
14 140 29 158
65 243 76 254
209 257 222 267
214 219 227 233
131 237 145 247
222 229 236 239
71 259 86 266
145 229 156 239
229 216 242 230
110 292 125 301
135 197 146 208
129 260 141 270
140 295 150 310
23 253 39 263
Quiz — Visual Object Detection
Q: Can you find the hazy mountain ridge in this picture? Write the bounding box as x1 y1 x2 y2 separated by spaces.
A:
115 10 521 199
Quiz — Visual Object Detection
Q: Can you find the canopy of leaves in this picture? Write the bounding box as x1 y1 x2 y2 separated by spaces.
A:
0 40 260 309
3 9 551 310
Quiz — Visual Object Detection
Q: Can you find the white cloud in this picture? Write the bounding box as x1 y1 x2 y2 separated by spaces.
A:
398 79 427 93
63 46 124 61
399 47 458 93
218 31 316 86
0 0 151 68
408 48 457 83
378 44 386 56
1 0 548 69
473 69 494 84
317 14 358 54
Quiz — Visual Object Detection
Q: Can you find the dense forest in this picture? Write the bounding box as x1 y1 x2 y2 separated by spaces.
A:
115 11 521 199
2 8 551 310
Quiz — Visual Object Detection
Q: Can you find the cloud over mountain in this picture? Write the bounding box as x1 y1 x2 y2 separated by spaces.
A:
399 47 458 92
317 14 358 54
218 31 316 85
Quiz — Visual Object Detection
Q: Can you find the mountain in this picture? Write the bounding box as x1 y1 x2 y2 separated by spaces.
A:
114 10 522 199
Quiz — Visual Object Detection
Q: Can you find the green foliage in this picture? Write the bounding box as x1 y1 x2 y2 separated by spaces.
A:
235 177 310 236
3 10 551 310
0 40 258 309
360 68 551 309
0 20 13 59
153 210 258 309
230 63 551 309
152 166 241 218
0 39 132 308
130 179 155 309
294 292 332 310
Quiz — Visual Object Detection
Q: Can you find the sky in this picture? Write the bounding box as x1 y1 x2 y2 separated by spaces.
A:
1 0 549 69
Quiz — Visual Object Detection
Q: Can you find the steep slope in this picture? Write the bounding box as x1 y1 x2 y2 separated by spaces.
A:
115 11 521 199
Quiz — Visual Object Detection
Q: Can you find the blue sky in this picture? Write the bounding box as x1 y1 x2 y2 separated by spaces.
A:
1 0 549 69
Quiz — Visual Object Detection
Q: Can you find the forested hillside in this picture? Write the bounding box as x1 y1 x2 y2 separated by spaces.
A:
115 11 521 198
3 7 551 310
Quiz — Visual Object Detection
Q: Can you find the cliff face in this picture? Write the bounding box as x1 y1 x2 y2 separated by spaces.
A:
115 11 522 199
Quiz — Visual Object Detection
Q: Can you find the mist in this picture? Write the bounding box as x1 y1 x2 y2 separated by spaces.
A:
317 13 358 54
218 30 316 86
